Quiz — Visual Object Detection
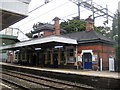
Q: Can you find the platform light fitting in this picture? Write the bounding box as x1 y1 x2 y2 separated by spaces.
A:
54 46 63 49
35 48 41 50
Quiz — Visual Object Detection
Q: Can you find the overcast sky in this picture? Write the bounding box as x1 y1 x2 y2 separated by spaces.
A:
12 0 120 34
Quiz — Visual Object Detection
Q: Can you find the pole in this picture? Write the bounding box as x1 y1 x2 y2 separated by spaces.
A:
78 0 80 20
76 45 78 69
91 0 94 22
118 1 120 72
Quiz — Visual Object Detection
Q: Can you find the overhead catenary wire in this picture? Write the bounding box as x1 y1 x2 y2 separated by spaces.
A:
17 1 69 28
28 0 54 13
62 12 78 19
17 0 114 34
28 4 45 14
17 0 113 29
19 10 78 33
61 9 88 19
69 0 114 25
22 9 88 33
20 8 112 34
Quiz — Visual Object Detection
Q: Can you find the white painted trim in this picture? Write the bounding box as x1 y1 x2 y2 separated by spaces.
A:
109 57 115 71
0 36 77 50
81 50 93 55
100 58 103 71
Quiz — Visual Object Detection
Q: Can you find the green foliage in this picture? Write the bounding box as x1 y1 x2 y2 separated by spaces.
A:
112 12 118 41
60 17 86 33
25 32 32 38
60 16 113 41
95 26 112 39
118 11 120 72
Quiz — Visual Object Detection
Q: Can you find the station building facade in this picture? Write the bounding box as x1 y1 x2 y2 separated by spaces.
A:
1 17 116 71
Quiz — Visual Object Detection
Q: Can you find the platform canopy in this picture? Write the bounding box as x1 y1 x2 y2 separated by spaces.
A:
0 35 77 50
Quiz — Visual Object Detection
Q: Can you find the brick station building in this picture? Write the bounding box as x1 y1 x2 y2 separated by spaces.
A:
1 17 116 71
65 17 116 70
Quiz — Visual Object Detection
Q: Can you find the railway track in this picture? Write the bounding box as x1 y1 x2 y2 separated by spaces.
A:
1 69 95 90
0 77 30 90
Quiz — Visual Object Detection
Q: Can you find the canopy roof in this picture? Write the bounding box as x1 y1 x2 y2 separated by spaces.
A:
0 35 77 50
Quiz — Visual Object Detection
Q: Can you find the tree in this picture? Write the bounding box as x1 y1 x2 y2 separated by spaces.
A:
60 16 86 33
60 16 113 38
95 12 119 41
94 12 119 41
25 32 32 38
111 12 118 41
95 26 112 39
25 22 45 38
118 10 120 72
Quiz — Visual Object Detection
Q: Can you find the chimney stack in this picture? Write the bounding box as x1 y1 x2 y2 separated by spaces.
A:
85 16 94 31
53 17 60 35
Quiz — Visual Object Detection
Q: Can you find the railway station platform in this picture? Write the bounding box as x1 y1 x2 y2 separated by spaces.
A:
0 62 120 89
0 62 119 79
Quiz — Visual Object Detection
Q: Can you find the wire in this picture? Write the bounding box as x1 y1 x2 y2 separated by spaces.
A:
18 1 113 34
28 4 45 13
28 0 54 13
62 12 78 19
61 9 87 19
17 1 69 28
23 13 82 33
22 9 89 33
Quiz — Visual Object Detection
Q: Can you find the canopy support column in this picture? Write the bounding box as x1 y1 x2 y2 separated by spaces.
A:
50 49 53 64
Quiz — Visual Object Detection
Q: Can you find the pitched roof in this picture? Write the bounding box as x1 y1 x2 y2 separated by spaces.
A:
32 24 66 34
32 24 54 34
64 30 116 44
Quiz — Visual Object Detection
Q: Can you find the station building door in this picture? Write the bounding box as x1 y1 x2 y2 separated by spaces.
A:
82 53 92 69
53 50 58 68
53 48 65 68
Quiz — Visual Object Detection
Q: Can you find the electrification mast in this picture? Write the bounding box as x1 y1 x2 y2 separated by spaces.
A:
69 0 114 24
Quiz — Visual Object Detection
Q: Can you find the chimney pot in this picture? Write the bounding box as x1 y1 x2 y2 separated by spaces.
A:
53 17 61 35
85 17 94 31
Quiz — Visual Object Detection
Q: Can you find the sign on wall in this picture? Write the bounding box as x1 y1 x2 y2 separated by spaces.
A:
68 57 75 62
78 55 82 62
92 54 98 62
109 57 115 71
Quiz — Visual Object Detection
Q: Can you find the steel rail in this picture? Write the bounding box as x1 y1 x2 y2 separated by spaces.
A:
2 69 95 90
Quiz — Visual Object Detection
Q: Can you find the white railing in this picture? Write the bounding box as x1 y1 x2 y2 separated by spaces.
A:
0 27 30 41
0 27 18 37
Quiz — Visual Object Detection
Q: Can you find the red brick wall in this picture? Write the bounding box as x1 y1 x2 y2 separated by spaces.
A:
77 44 115 70
78 45 102 51
44 31 53 37
100 52 109 70
99 45 115 70
53 17 60 36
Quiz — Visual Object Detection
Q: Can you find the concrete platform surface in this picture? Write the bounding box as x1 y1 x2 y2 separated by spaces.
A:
0 62 119 79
